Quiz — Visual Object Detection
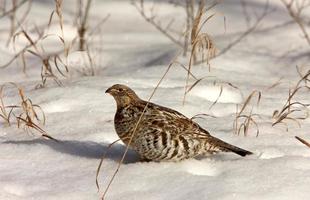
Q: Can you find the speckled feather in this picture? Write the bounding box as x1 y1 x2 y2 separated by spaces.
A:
106 84 252 161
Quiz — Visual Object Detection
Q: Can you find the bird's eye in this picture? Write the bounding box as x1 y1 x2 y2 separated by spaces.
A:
119 88 124 92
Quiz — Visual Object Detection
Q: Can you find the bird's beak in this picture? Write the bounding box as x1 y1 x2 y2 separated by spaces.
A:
105 87 115 94
105 88 111 94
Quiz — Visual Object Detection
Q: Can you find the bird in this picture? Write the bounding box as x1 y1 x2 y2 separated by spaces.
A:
106 84 252 162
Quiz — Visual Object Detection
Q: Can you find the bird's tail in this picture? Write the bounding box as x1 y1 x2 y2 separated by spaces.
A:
206 136 253 157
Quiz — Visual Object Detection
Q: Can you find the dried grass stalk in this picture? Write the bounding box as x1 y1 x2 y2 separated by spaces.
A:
295 136 310 149
0 83 57 141
217 0 270 57
96 138 123 192
183 0 217 104
98 52 194 199
272 67 310 129
281 0 310 46
233 90 261 137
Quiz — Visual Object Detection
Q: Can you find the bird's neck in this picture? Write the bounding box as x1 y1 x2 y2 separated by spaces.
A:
115 96 139 109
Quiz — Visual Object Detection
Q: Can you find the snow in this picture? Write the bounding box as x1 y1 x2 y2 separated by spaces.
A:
1 0 310 199
189 84 242 103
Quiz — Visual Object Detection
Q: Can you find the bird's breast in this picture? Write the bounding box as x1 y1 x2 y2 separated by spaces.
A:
114 106 142 139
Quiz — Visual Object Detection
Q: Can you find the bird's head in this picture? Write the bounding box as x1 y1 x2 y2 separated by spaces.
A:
105 84 140 107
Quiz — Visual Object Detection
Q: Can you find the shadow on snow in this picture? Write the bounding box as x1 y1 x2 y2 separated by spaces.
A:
3 138 140 163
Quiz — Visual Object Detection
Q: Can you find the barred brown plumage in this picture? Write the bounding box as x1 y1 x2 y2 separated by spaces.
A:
106 84 252 161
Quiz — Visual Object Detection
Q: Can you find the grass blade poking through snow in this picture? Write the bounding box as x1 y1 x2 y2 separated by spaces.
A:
183 0 217 104
233 90 261 137
0 83 57 141
96 138 123 192
272 67 310 129
295 136 310 149
0 85 10 125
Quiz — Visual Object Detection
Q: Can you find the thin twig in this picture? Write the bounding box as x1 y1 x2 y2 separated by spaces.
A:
0 0 29 19
217 0 270 56
100 51 183 199
281 0 310 46
295 136 310 148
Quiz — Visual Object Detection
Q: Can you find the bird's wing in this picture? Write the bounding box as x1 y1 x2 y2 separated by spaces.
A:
138 101 211 137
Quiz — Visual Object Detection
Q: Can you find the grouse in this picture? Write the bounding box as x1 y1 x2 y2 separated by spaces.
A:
106 84 252 161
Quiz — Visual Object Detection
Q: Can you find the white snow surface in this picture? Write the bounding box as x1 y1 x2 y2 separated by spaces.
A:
1 0 310 199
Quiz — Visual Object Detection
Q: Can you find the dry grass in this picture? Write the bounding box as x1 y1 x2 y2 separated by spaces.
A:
133 0 217 57
189 0 217 66
0 83 57 141
0 2 69 87
1 25 44 70
0 0 30 19
134 0 271 59
133 0 184 49
272 67 310 129
76 0 92 51
184 0 217 57
264 77 284 91
281 0 310 47
1 0 108 85
190 113 216 120
55 0 64 40
0 85 10 125
184 78 240 110
217 0 270 57
233 90 261 137
0 0 32 45
95 138 123 192
96 51 185 199
14 25 68 88
295 136 310 149
182 0 217 104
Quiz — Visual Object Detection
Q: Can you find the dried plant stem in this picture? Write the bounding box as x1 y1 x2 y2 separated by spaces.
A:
0 85 10 124
6 0 17 46
0 0 32 46
183 1 216 104
0 83 57 141
0 0 29 19
217 0 269 57
96 138 123 192
78 0 92 51
132 0 183 48
100 52 183 199
55 0 65 41
295 136 310 148
183 0 195 56
1 27 44 69
272 68 310 128
281 0 310 47
233 90 261 136
240 0 251 27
